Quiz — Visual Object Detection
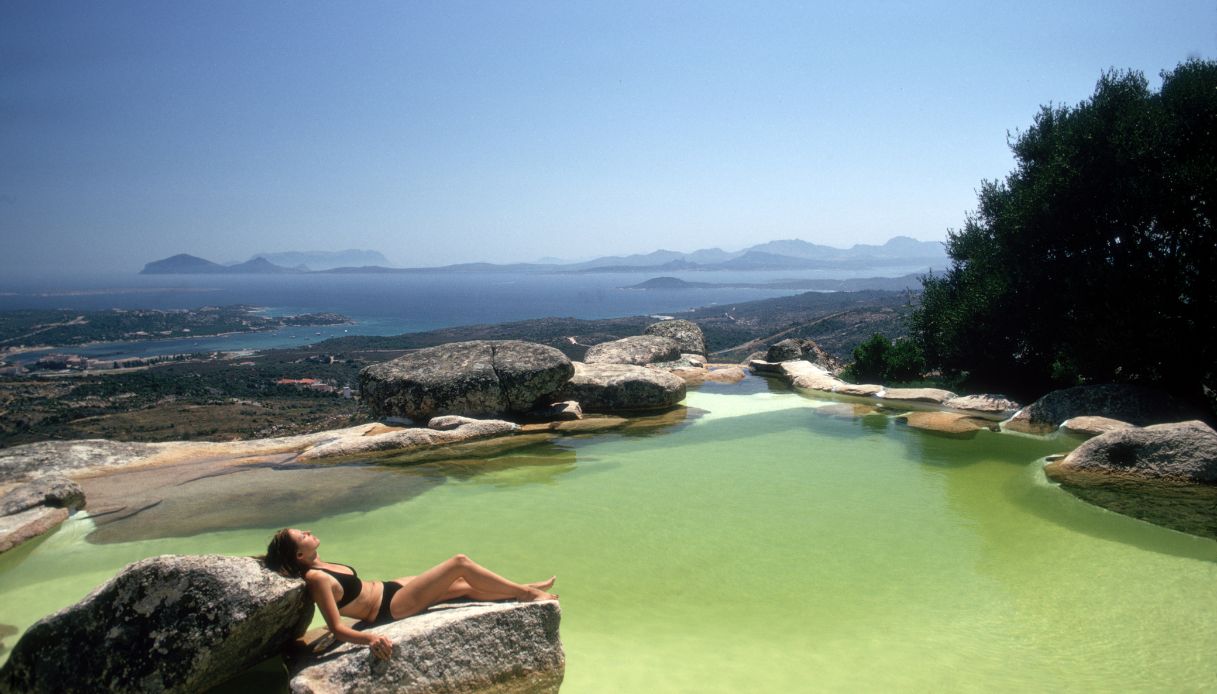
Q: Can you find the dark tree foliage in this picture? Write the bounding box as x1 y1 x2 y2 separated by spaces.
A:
844 333 925 384
912 60 1217 410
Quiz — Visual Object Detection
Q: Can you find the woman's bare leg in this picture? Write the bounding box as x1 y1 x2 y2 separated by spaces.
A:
389 555 556 619
434 576 557 602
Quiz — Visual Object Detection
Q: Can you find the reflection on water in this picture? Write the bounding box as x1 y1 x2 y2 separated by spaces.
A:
411 448 579 487
1046 465 1217 541
1 384 1215 692
84 463 448 544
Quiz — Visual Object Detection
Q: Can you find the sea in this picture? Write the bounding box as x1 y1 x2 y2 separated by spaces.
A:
0 267 932 364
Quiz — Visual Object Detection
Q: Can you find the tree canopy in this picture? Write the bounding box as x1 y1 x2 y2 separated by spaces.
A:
911 60 1217 411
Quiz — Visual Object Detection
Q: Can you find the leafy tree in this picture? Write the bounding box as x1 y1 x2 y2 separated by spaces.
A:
845 333 925 383
885 338 926 382
912 60 1217 411
846 333 892 383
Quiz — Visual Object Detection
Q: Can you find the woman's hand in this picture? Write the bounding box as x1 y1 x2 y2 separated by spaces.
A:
368 634 393 660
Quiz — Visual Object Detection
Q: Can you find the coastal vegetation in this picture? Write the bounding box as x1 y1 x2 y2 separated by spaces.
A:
842 333 926 385
0 306 350 350
310 288 913 363
912 60 1217 416
0 289 911 447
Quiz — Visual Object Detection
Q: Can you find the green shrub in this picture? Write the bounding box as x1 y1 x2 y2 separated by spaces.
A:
844 334 925 384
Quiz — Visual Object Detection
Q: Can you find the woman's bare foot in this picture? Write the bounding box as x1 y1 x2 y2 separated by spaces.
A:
520 586 559 602
528 576 556 592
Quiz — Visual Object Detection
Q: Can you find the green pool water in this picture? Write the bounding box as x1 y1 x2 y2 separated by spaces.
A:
2 383 1216 692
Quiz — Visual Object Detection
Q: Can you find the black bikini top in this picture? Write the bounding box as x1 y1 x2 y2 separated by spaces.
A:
316 562 362 608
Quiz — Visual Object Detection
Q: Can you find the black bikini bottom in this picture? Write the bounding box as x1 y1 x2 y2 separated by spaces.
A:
375 581 403 624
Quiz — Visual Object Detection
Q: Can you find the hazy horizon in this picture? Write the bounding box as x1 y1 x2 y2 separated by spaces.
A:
3 2 1214 276
149 232 945 269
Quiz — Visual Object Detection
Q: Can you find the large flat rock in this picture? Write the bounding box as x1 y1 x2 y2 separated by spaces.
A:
289 601 564 694
584 335 682 366
1004 383 1198 434
556 362 685 412
0 476 85 554
775 360 846 392
0 506 68 554
879 387 957 405
0 419 524 488
360 341 573 421
899 411 999 438
0 555 313 694
0 476 85 516
1060 416 1133 438
1053 420 1217 484
643 319 706 356
943 394 1020 418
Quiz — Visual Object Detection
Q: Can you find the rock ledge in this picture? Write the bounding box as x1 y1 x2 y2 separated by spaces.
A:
290 600 563 694
0 554 313 694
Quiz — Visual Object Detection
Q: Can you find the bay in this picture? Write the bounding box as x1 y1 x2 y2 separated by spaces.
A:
0 267 927 362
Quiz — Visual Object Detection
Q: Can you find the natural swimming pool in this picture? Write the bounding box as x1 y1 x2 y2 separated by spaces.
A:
2 377 1215 691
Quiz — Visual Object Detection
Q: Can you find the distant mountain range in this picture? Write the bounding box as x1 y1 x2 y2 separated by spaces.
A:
248 249 390 271
140 237 946 275
142 249 391 274
140 255 301 275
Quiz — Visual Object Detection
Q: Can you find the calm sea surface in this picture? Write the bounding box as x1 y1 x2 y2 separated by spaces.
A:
0 268 927 363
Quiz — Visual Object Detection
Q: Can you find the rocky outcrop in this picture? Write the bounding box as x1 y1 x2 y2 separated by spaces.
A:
751 359 1024 422
297 419 519 461
763 339 844 373
757 360 870 395
520 416 628 434
764 339 804 363
0 507 68 554
833 382 883 397
0 476 84 554
0 555 314 694
651 353 707 370
1050 420 1217 484
943 394 1020 418
0 440 164 485
668 364 748 386
556 362 686 412
0 476 85 515
360 341 574 421
1004 383 1198 434
776 360 846 392
0 420 527 487
644 319 706 356
289 601 564 694
879 387 957 406
1061 416 1133 438
899 412 999 437
584 335 682 366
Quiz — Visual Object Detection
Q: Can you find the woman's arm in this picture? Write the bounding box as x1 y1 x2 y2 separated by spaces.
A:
303 573 393 659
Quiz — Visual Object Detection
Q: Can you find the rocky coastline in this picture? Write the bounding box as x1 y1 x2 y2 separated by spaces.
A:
1 318 1212 691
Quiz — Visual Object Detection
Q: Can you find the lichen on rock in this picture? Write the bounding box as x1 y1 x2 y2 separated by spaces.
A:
556 362 685 412
360 340 573 421
0 555 314 694
289 601 564 694
584 335 682 366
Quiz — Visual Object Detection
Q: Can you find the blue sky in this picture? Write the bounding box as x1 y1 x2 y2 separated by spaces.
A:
2 1 1214 274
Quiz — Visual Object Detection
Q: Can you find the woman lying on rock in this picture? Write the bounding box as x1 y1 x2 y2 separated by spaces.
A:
265 528 557 660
